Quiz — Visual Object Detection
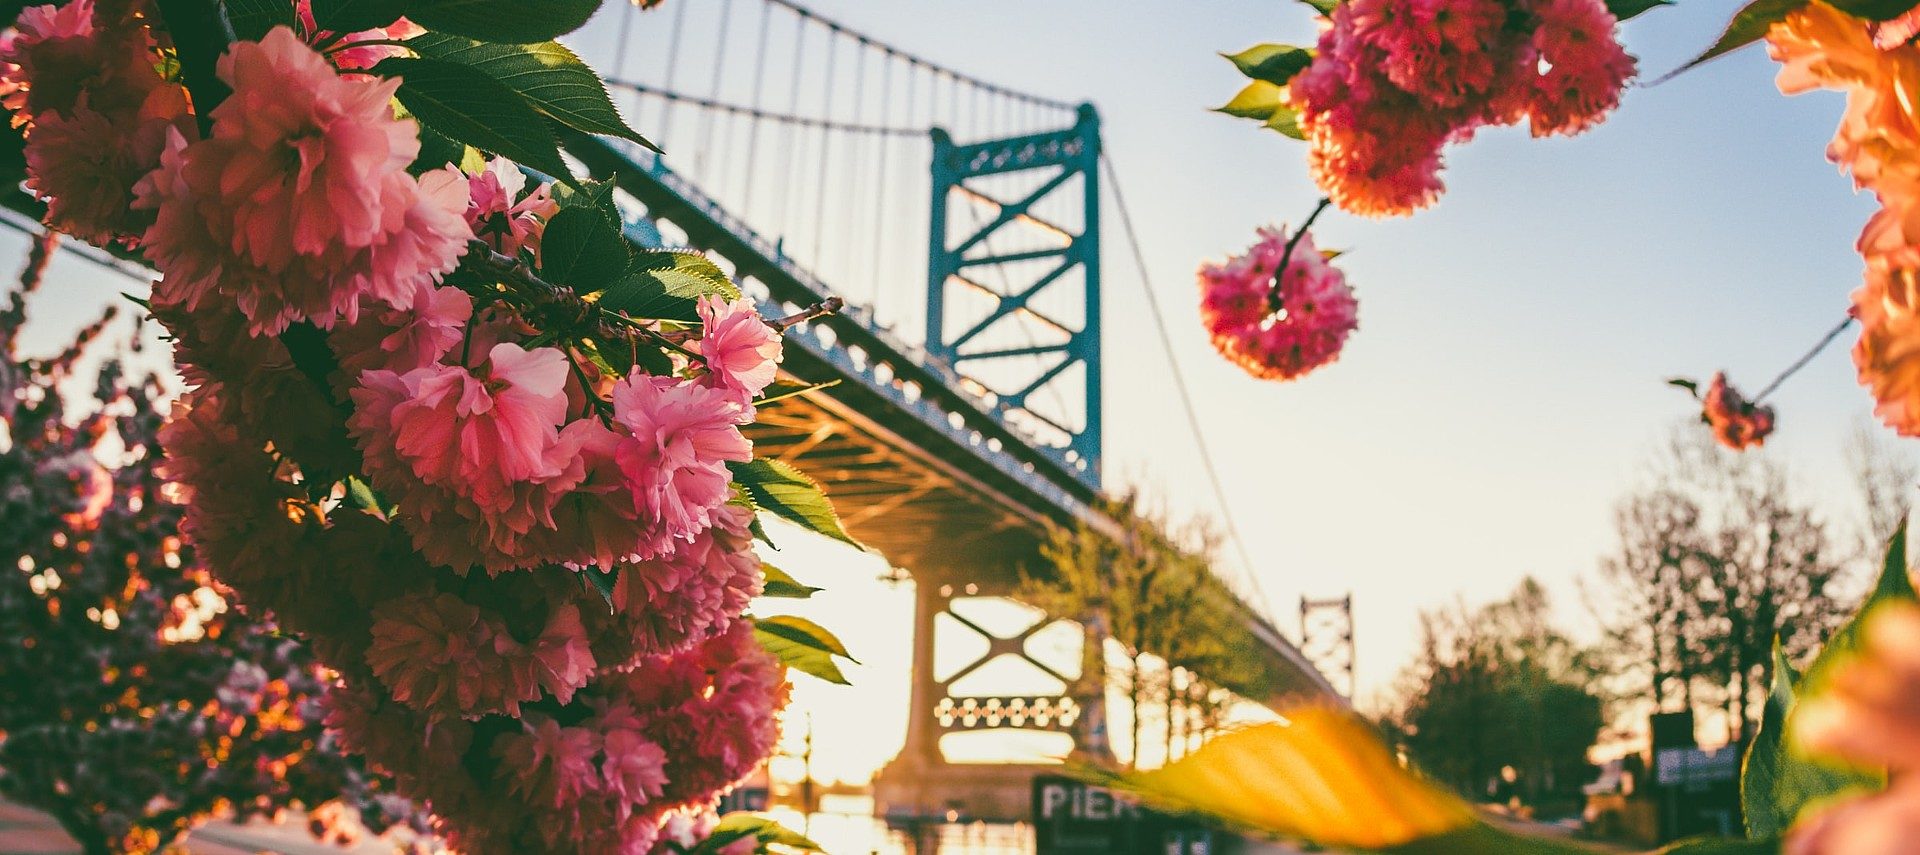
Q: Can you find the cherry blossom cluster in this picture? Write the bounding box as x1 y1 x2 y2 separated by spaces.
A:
0 234 430 853
1768 3 1920 437
5 3 796 851
1700 372 1776 450
1197 226 1359 381
1287 0 1636 216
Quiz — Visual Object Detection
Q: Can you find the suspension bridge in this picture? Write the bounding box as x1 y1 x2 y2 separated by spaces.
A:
563 0 1340 822
0 0 1346 830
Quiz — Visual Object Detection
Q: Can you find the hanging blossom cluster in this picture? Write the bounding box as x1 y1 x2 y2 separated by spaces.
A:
1700 372 1776 450
6 3 804 851
1198 225 1359 381
1768 2 1920 437
1286 0 1636 216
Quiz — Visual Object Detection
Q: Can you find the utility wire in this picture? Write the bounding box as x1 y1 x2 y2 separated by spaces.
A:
1099 150 1279 623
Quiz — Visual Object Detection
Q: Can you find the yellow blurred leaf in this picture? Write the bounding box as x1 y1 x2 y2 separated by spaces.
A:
1112 706 1475 849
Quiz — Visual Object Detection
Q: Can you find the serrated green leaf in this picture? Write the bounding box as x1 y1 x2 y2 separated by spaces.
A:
1664 0 1807 79
1223 44 1314 87
596 251 739 320
375 57 574 184
411 121 474 173
1606 0 1673 20
729 458 861 549
1215 80 1287 121
1742 642 1880 838
693 813 825 854
555 175 622 225
760 562 822 599
404 32 657 150
405 0 602 43
583 567 617 613
538 206 630 289
220 0 296 41
753 615 855 685
308 0 400 32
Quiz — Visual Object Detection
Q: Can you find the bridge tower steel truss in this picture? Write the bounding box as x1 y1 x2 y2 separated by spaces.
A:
926 104 1103 486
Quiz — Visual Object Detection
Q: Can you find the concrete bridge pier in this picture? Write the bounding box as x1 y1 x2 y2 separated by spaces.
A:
871 567 1115 823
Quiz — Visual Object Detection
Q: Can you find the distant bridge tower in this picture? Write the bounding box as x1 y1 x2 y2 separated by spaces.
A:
926 104 1103 485
1300 594 1356 699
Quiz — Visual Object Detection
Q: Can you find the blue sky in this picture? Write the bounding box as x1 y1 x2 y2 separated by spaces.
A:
7 0 1904 781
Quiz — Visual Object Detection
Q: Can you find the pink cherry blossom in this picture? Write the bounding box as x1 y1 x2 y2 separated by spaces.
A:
1526 0 1635 137
1198 227 1359 381
383 343 570 511
467 157 559 258
693 295 782 404
611 500 762 656
136 27 470 334
531 603 598 705
498 717 603 808
601 730 670 805
365 592 538 717
1700 372 1776 450
612 375 753 545
330 283 474 382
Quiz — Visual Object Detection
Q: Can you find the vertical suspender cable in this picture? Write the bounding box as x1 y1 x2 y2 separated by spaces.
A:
739 0 775 211
657 0 692 144
1100 150 1279 623
697 0 735 184
772 12 807 251
808 29 839 264
837 43 867 283
867 52 895 309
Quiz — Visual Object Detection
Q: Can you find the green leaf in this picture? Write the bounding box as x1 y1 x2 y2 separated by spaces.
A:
692 813 825 854
554 175 622 225
342 475 391 518
1264 105 1306 140
1223 44 1314 87
1742 642 1881 838
308 0 400 32
729 458 862 549
1664 0 1807 79
374 57 574 184
729 492 779 550
1828 0 1919 20
596 250 739 320
1215 80 1287 121
538 206 630 289
411 121 476 173
1298 0 1340 13
1668 377 1701 395
760 562 822 599
404 33 657 150
582 567 617 612
220 0 296 41
1606 0 1673 20
404 0 602 43
753 614 856 685
1794 522 1917 716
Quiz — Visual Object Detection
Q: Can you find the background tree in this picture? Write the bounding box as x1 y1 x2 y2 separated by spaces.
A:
1591 430 1852 745
0 235 419 854
1382 578 1604 810
1020 490 1272 769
